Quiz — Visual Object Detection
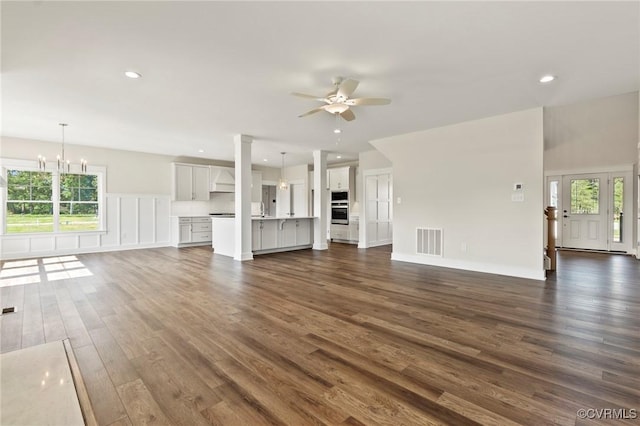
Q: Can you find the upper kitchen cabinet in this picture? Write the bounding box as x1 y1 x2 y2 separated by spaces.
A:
328 166 355 191
172 163 210 201
209 166 235 193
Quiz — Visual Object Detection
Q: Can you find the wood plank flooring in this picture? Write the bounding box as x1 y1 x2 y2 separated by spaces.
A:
1 245 639 425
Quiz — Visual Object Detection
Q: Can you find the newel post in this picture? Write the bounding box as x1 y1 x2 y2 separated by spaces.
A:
545 206 557 271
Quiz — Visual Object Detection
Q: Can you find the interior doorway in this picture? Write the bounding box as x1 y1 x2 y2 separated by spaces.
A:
360 169 393 248
547 170 633 253
261 185 276 217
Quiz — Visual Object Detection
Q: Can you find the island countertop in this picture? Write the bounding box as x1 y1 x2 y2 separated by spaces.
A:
250 216 316 220
209 217 316 220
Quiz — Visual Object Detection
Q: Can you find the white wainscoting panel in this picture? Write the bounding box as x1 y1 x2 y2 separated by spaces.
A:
101 196 120 247
155 198 171 243
139 198 155 245
56 235 78 251
31 237 56 253
78 234 100 249
0 194 172 260
119 197 138 246
1 238 29 256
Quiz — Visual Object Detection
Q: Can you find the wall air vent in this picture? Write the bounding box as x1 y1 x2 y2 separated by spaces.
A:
417 228 443 257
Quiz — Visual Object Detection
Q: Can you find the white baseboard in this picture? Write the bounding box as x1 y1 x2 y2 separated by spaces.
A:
391 252 546 281
358 240 392 249
234 252 254 261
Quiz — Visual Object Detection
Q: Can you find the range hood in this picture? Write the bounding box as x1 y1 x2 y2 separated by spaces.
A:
210 167 235 193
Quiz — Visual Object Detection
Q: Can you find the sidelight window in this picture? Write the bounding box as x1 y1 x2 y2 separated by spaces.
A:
613 177 624 243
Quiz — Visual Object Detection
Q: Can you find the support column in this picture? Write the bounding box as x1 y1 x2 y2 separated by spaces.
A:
234 134 253 261
313 150 328 250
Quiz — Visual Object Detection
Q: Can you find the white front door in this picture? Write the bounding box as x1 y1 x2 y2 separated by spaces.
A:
561 173 608 250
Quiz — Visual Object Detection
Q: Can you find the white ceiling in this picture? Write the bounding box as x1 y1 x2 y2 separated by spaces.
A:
2 1 638 166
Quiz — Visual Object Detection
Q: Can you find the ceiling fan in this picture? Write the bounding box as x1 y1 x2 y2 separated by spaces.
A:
292 77 391 122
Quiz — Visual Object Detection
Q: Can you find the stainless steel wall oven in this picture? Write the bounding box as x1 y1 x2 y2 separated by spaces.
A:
331 191 349 225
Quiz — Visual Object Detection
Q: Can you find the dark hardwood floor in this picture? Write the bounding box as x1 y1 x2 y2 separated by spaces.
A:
1 244 639 425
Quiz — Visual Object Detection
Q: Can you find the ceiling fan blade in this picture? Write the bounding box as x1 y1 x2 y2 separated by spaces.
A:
298 106 325 118
345 97 391 106
337 79 359 99
340 109 356 121
291 92 325 101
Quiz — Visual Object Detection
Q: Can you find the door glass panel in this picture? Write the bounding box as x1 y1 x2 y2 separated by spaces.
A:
613 177 623 243
549 181 558 207
570 179 599 214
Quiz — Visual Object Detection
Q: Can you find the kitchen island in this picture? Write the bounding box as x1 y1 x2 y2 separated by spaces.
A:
211 216 314 257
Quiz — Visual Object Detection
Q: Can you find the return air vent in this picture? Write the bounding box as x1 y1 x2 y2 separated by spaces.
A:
417 228 443 257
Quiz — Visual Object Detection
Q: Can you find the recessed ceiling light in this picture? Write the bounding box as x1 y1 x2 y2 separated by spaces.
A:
124 71 142 79
334 128 341 134
336 155 342 159
263 159 268 162
539 75 555 83
198 149 204 153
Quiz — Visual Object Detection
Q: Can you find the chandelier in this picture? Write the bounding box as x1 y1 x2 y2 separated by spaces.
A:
38 123 87 173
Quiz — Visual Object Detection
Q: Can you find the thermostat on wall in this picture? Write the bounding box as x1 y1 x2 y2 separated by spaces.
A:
513 183 523 191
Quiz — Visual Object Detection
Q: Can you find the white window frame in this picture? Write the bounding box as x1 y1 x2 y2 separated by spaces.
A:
0 158 107 235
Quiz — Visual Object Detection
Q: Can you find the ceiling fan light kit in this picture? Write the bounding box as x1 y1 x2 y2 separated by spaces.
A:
324 103 349 114
293 77 391 124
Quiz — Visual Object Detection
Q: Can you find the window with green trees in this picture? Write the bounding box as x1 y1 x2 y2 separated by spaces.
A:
570 178 599 215
5 169 100 234
613 177 624 243
6 170 54 233
59 174 99 231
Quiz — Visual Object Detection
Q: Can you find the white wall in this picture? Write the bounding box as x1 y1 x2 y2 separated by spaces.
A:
544 92 638 172
372 108 545 280
253 164 281 183
359 150 392 171
2 136 173 194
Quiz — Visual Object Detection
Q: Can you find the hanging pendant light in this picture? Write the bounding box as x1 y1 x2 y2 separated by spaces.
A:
38 123 87 173
278 152 289 190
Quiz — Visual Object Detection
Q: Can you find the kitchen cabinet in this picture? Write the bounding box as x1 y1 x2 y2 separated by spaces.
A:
172 164 210 201
281 220 297 247
252 217 313 254
171 216 212 247
328 166 355 192
330 218 358 244
330 224 349 241
179 221 192 244
349 216 359 243
252 219 278 251
295 219 312 246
